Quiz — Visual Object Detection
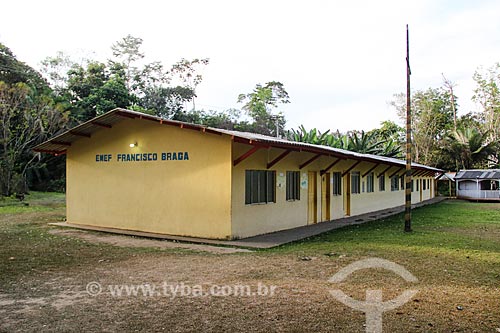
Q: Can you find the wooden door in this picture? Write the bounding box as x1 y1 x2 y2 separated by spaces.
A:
307 172 318 224
321 173 331 221
344 173 351 216
419 179 423 202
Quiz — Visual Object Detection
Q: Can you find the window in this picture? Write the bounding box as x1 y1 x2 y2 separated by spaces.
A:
332 172 342 195
423 179 427 190
351 172 361 194
286 171 300 201
245 170 276 204
379 174 385 191
391 176 399 191
400 175 405 190
416 179 419 191
427 179 430 189
366 172 374 193
411 180 414 192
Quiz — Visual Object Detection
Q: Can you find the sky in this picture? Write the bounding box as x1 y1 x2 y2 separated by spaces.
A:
1 0 500 132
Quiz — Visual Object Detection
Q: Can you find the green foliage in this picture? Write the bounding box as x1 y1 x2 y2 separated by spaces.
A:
0 81 69 196
288 125 333 146
472 63 500 165
110 34 144 91
368 120 404 142
391 88 455 167
388 71 500 171
287 122 403 158
347 131 382 154
39 51 76 94
64 61 135 122
377 139 403 158
444 126 498 170
0 43 50 93
141 86 195 119
171 108 253 131
237 81 289 136
37 35 211 123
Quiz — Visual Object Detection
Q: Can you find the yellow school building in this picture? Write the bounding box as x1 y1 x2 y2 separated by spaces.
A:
34 108 440 240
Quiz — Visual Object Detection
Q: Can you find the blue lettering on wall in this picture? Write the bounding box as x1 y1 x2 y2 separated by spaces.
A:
95 154 112 162
97 152 189 162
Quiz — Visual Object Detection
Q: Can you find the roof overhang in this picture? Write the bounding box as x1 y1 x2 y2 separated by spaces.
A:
33 108 443 174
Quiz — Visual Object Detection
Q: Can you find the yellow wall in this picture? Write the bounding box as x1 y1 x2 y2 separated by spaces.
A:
66 120 437 240
347 164 400 216
230 144 437 238
66 118 232 239
231 145 310 238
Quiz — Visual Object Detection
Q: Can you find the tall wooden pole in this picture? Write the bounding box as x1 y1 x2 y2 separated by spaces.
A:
405 24 412 232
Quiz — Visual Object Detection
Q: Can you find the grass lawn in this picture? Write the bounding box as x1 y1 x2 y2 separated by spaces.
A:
0 193 499 332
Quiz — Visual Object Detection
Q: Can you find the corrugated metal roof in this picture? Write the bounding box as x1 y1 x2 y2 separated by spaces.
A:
455 169 500 180
436 172 456 181
33 108 442 173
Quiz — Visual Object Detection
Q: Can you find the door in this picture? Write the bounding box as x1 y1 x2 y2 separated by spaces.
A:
344 173 351 216
419 179 423 202
307 172 318 224
321 173 331 221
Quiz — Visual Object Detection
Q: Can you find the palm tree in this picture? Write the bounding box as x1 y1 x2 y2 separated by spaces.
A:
287 126 332 146
378 140 403 158
288 127 403 157
347 131 382 155
446 127 497 169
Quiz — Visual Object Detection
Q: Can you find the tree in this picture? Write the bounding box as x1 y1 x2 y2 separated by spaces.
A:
65 61 135 122
237 81 290 136
442 74 457 131
0 82 68 196
369 120 404 143
144 86 196 119
110 35 145 91
368 120 404 158
171 108 247 130
0 43 49 93
170 58 209 110
445 127 497 170
472 63 500 166
39 51 77 94
391 87 455 166
40 36 211 122
287 123 402 158
287 126 335 146
346 131 382 155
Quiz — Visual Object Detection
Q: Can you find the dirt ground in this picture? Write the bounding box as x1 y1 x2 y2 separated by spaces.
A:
1 233 499 332
48 229 253 254
1 199 500 332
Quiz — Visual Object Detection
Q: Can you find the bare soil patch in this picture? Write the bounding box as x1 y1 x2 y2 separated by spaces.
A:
1 253 498 332
2 197 500 332
48 229 252 254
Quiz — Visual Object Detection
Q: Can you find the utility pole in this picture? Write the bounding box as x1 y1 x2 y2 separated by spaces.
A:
405 24 412 232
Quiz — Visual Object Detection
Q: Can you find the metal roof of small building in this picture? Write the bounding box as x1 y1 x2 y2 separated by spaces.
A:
455 169 500 180
436 172 456 181
33 108 442 174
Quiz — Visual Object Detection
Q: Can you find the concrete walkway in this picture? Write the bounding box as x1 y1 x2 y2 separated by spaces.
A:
51 197 446 249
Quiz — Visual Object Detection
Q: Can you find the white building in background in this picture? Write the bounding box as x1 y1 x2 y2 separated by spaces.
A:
455 170 500 201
